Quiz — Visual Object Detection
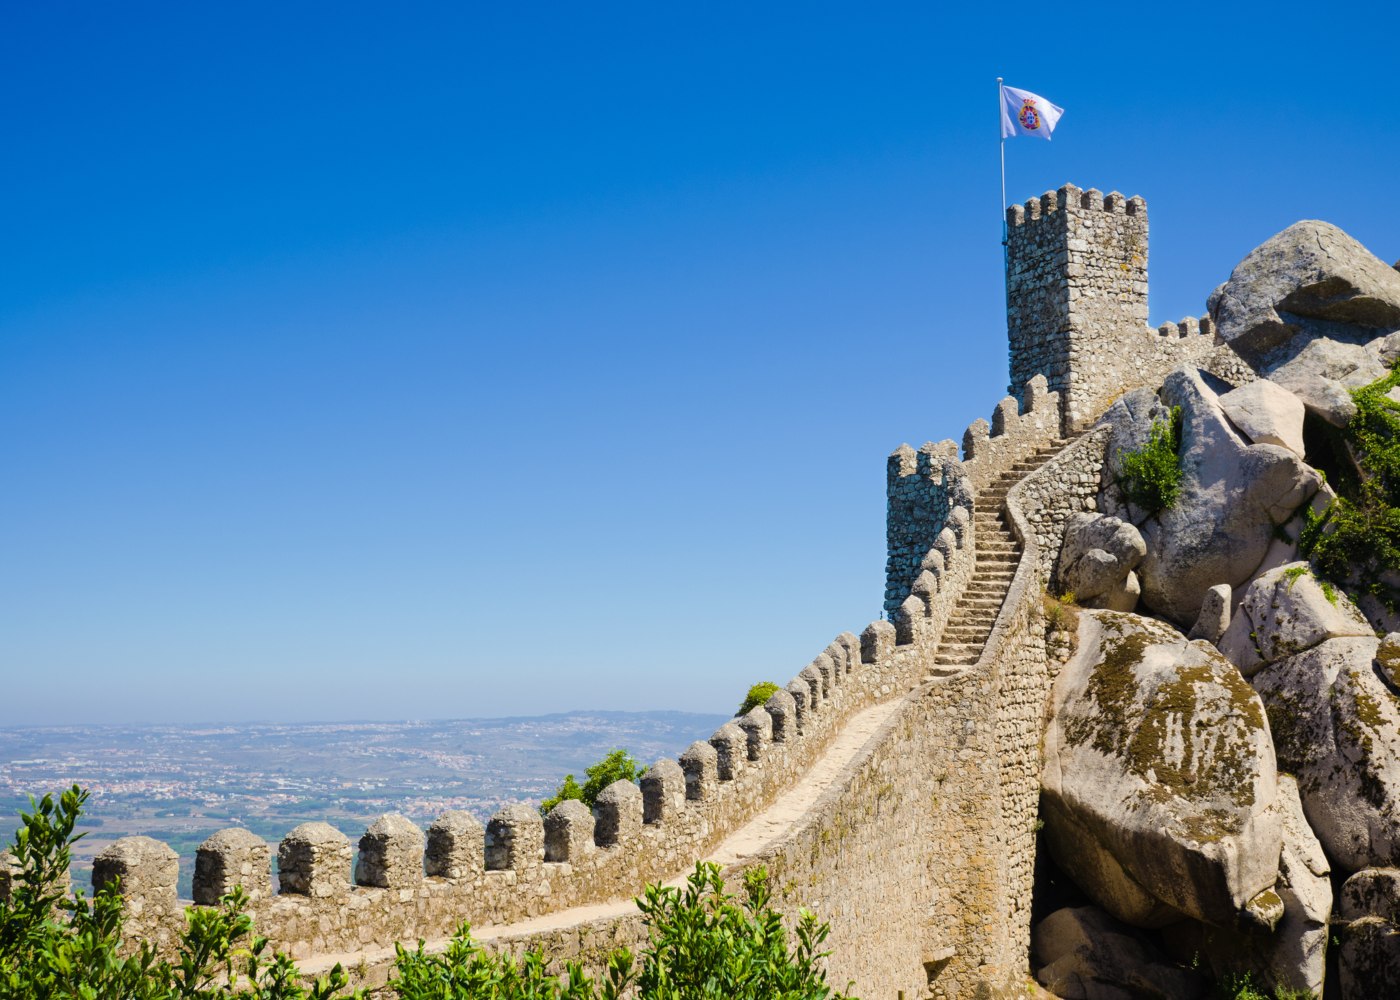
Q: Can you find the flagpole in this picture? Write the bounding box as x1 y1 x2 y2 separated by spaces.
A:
998 78 1008 276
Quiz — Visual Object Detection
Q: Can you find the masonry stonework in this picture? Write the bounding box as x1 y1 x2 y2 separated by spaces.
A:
73 183 1236 998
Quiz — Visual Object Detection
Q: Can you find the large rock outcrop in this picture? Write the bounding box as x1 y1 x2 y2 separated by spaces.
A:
1218 561 1373 677
1338 868 1400 1000
1135 367 1322 627
1042 610 1282 929
1251 631 1400 873
1209 219 1400 357
1193 776 1332 998
1055 513 1146 612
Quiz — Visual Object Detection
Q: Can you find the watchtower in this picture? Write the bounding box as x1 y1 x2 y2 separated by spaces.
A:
1005 184 1149 433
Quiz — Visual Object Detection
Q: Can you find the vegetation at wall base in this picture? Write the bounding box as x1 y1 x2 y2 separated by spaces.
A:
737 682 781 716
1300 364 1400 611
1115 405 1184 513
4 787 856 999
539 748 649 815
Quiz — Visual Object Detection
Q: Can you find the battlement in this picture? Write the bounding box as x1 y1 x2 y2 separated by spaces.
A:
1005 182 1217 433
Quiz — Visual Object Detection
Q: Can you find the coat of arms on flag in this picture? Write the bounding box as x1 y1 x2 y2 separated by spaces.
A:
1000 85 1064 141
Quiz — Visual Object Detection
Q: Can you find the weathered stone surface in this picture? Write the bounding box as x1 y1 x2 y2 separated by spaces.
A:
1136 367 1322 627
425 811 484 880
1338 868 1400 1000
1186 584 1231 644
277 822 351 898
356 813 424 889
1033 906 1207 999
679 740 719 801
543 799 594 862
193 827 271 904
735 706 772 761
1054 513 1146 610
1196 776 1331 998
1252 634 1400 872
484 804 543 873
709 722 747 781
1218 561 1372 676
93 836 180 912
593 780 642 848
1209 219 1400 356
1218 378 1306 456
1098 388 1176 526
639 758 685 824
1043 611 1281 928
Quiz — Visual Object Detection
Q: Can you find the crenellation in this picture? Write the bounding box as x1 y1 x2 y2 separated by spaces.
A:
277 823 351 899
709 723 748 780
736 706 772 759
861 619 895 665
194 827 270 904
544 799 594 862
679 740 720 801
640 759 686 823
484 805 543 874
784 679 810 729
592 781 643 848
424 810 484 880
355 813 424 890
764 688 798 742
811 652 834 697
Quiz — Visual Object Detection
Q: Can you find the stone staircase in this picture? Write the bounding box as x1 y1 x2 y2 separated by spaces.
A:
930 439 1070 675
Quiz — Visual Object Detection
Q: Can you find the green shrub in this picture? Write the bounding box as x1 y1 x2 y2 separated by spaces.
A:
1115 405 1184 513
540 749 648 815
0 786 358 1000
8 789 857 999
1301 364 1400 610
738 681 782 716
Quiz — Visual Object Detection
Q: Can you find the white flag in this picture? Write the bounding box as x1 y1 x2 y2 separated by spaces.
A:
1000 85 1064 141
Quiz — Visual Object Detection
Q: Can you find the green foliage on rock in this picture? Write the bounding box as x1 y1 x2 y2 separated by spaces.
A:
1115 405 1184 513
738 681 781 716
1301 364 1400 609
540 748 649 816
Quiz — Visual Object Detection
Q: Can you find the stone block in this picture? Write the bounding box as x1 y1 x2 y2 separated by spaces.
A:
640 758 685 824
736 706 772 760
277 823 351 898
784 679 809 729
799 665 822 709
484 804 543 873
709 722 747 780
194 828 271 905
544 799 594 862
593 780 642 848
355 813 424 889
425 811 484 880
94 836 180 915
764 688 797 742
679 740 719 801
810 652 834 697
861 619 896 664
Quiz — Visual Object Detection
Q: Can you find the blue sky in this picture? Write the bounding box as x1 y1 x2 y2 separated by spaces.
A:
3 3 1397 725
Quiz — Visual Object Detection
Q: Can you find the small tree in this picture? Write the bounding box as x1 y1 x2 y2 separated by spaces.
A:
737 681 781 716
540 749 648 815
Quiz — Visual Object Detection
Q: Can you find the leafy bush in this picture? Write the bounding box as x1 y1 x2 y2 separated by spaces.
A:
0 786 357 1000
7 789 857 999
540 749 648 815
738 681 781 716
1301 365 1400 610
1115 405 1184 513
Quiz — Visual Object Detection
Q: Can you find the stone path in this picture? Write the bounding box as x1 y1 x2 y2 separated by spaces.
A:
305 437 1074 978
303 698 903 976
931 440 1070 676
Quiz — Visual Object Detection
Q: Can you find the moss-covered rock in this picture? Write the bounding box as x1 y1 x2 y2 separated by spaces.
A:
1042 610 1282 929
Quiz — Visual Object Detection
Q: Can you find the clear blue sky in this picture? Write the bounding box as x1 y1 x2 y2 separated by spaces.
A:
3 3 1397 725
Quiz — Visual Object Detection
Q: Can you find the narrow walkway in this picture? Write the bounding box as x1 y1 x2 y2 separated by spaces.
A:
303 699 904 975
931 439 1069 676
307 436 1075 977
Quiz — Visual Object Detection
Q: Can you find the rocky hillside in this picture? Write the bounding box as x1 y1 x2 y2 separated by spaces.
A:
1033 222 1400 999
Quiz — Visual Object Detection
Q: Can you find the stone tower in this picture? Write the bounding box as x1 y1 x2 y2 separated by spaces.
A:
1005 184 1149 433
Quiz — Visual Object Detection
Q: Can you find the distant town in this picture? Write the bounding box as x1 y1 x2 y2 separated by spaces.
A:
0 710 728 898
